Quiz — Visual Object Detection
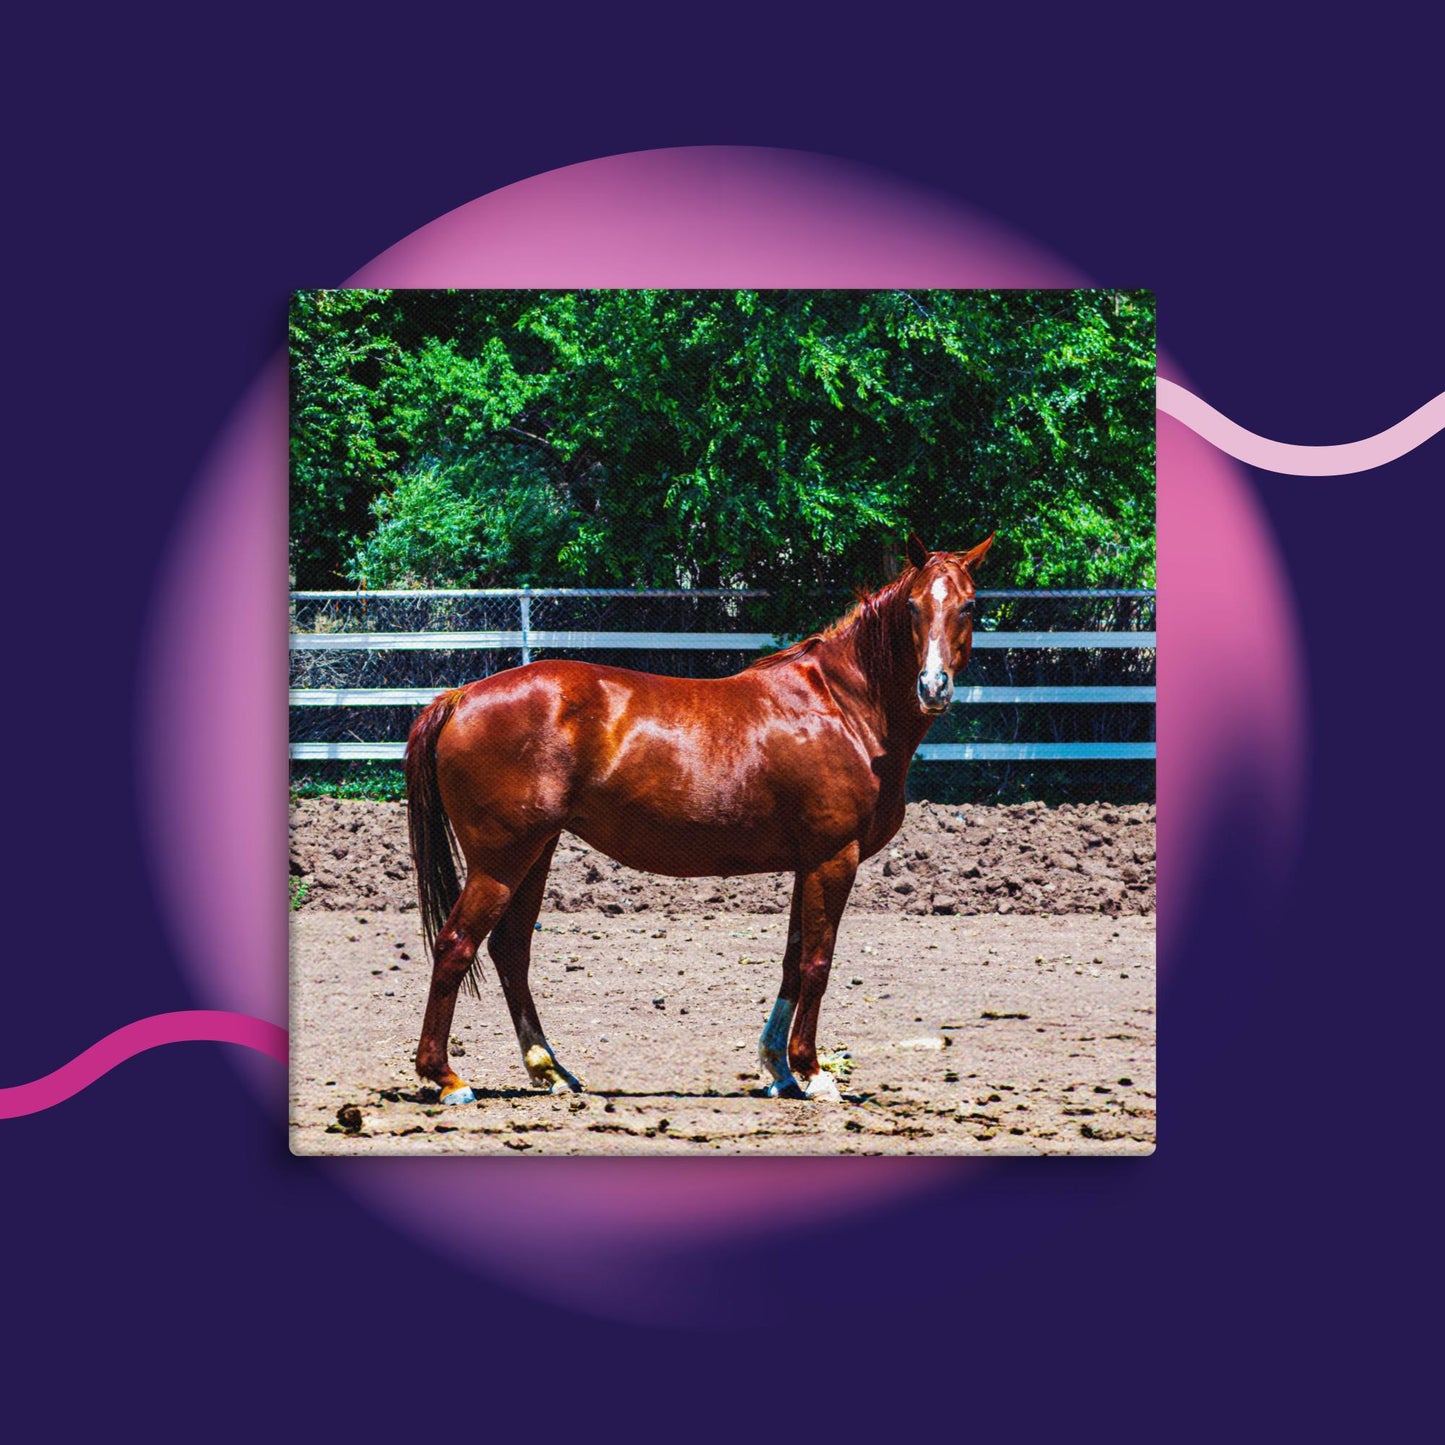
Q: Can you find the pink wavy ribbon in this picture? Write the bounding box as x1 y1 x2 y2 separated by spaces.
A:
0 1011 287 1118
1158 379 1445 474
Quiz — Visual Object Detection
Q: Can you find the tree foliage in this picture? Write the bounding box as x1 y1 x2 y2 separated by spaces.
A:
289 288 1155 610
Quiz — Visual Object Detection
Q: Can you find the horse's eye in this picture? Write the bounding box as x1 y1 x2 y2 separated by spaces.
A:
961 599 975 616
907 598 920 614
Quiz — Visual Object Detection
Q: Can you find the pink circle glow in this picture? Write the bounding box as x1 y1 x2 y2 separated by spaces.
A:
139 147 1304 1320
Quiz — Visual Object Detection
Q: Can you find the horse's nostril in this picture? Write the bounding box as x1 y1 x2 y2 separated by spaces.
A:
917 672 952 706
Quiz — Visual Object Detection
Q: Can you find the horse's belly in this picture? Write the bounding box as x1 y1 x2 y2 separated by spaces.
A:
566 811 800 878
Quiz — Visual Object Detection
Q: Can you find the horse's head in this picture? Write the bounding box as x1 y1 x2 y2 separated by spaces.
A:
904 531 995 714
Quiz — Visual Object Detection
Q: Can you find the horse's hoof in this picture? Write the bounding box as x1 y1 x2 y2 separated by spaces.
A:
440 1085 476 1105
803 1071 842 1103
765 1077 805 1100
525 1044 582 1093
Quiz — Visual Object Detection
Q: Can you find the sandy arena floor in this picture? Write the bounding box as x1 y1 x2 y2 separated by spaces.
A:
290 906 1154 1157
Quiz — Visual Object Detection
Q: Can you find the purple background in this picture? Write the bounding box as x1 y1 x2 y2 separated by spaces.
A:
6 13 1437 1438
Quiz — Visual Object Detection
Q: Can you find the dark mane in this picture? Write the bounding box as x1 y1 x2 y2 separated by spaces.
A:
748 568 918 689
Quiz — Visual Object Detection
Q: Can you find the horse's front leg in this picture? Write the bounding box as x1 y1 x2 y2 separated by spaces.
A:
759 876 805 1097
760 843 858 1102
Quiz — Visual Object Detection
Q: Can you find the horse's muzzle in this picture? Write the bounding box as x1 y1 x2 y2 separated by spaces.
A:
917 670 954 713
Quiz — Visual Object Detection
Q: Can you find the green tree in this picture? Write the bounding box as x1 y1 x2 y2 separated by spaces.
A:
289 289 1155 615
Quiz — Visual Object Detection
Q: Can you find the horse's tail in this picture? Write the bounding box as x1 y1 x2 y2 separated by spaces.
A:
405 688 465 963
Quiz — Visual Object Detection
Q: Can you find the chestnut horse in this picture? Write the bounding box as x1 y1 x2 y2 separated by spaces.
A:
405 532 994 1104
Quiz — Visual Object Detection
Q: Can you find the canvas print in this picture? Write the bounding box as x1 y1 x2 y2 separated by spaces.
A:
288 289 1156 1155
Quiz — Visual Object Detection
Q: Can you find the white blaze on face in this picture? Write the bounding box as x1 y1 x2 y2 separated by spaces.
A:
921 577 951 691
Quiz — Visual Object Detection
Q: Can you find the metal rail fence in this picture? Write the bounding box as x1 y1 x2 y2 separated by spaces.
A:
289 587 1155 799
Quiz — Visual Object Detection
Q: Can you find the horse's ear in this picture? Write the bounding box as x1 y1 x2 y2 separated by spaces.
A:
906 532 929 570
959 532 996 573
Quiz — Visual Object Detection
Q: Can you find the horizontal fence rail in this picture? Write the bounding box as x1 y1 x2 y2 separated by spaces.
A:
290 629 1156 651
289 740 1157 762
917 742 1154 761
288 587 1155 766
291 684 1156 707
292 742 409 760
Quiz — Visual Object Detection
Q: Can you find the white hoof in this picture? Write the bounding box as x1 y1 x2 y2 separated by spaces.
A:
550 1077 582 1095
803 1071 842 1102
440 1085 476 1105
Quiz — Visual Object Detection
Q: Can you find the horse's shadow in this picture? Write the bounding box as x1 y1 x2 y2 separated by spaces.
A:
375 1084 864 1105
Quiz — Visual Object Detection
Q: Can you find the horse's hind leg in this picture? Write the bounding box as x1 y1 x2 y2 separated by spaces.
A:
486 837 581 1093
416 870 518 1104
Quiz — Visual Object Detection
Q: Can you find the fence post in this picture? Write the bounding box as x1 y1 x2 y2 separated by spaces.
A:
520 587 531 665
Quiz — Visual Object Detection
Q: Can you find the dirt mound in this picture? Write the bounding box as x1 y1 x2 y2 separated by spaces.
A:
290 798 1154 918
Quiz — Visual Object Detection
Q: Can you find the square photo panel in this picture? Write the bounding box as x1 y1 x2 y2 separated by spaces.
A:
288 288 1156 1155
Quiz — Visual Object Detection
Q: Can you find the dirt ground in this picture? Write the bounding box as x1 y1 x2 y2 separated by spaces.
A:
290 797 1156 919
289 799 1155 1157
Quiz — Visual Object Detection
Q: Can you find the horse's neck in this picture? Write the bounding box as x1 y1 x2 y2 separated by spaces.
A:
814 618 932 761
